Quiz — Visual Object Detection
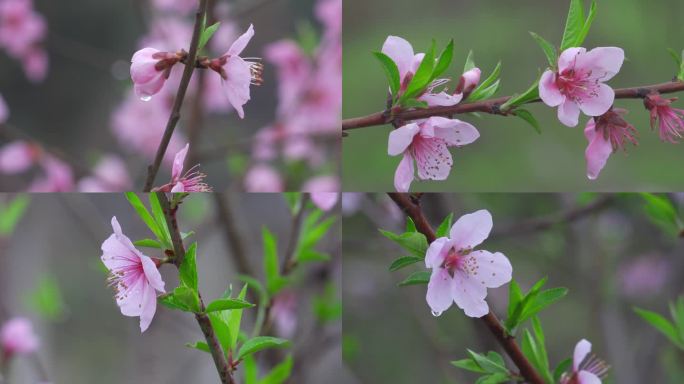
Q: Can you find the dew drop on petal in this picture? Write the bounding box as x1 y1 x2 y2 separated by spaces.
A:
431 310 442 317
140 95 152 102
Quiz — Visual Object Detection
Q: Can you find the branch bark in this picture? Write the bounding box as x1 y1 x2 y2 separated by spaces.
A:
342 80 684 131
386 192 546 384
143 0 209 191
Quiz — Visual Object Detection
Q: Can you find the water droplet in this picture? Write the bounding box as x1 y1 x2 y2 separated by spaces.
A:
140 95 152 102
431 310 442 317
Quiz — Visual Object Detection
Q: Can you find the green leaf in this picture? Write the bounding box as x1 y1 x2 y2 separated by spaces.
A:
372 51 401 97
208 310 232 355
519 287 568 323
237 336 291 360
229 284 250 349
501 79 540 111
299 215 336 253
560 0 585 51
467 349 509 374
133 239 162 248
515 109 542 134
173 286 201 313
379 230 429 257
259 355 293 384
206 298 254 313
243 355 258 384
435 213 454 238
125 193 165 244
179 242 198 292
468 80 500 101
198 22 221 51
400 42 436 103
640 193 680 235
262 227 286 294
148 193 171 247
186 341 210 353
159 291 192 312
507 280 524 321
402 98 429 109
634 307 683 348
670 296 684 343
389 256 424 272
283 193 301 214
476 373 509 384
397 270 430 287
0 195 30 235
24 274 65 321
451 358 487 373
553 358 573 382
529 32 557 68
463 50 476 72
298 250 331 263
531 316 553 382
576 1 597 47
432 39 454 79
405 217 417 232
521 330 545 380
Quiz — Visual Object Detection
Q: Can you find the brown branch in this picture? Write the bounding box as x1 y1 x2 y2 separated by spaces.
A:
386 192 545 384
342 80 684 131
157 192 235 384
214 194 254 276
143 0 209 191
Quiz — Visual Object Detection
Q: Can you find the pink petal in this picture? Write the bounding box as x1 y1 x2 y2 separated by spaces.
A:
539 70 564 107
311 192 339 211
578 371 601 384
465 251 512 288
394 152 414 192
461 67 481 91
170 182 185 192
130 48 161 83
574 339 592 371
584 119 612 180
452 271 489 317
0 318 39 355
381 36 414 79
558 47 586 72
578 83 614 117
0 141 34 174
419 91 462 107
172 143 189 180
134 72 166 100
426 117 479 147
227 24 254 57
413 136 452 181
141 255 165 292
409 53 424 74
579 47 625 82
139 282 158 332
558 99 581 127
449 210 493 250
425 237 450 269
117 274 145 317
388 123 419 156
222 56 252 119
426 268 454 316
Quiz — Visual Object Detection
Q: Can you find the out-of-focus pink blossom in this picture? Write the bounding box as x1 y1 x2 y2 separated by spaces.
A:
316 0 341 42
539 47 624 127
101 217 166 332
153 143 211 192
341 193 363 215
21 47 47 82
584 108 637 180
77 155 132 192
643 92 684 143
244 164 283 192
151 0 197 14
0 0 48 82
271 291 298 338
388 116 479 192
0 141 38 174
303 176 339 211
560 339 608 384
618 255 670 297
1 317 38 357
209 24 262 119
131 47 179 101
425 210 512 317
0 93 9 123
28 156 74 192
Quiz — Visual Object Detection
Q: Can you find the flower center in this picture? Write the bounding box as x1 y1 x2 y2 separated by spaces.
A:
556 68 599 103
442 247 472 275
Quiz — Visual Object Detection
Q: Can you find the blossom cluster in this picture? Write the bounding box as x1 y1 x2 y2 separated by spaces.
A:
0 0 48 82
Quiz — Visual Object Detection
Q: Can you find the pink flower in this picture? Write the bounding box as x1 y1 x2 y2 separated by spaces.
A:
0 141 37 174
539 47 624 127
584 108 637 180
209 24 262 118
271 291 298 338
643 92 684 143
381 35 475 107
244 164 283 192
101 217 166 332
303 176 339 211
0 0 46 57
151 0 196 14
0 93 9 123
153 143 211 192
131 47 179 101
424 210 511 317
388 116 479 192
21 47 47 82
455 67 481 97
560 339 609 384
618 255 669 298
1 317 39 357
28 156 74 192
77 155 132 192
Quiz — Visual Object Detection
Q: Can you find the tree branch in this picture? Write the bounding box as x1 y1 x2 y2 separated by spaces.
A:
386 192 546 384
143 0 209 191
214 194 254 276
342 80 684 131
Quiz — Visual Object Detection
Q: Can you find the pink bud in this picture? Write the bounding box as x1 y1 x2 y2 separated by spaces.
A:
1 317 39 357
0 141 37 174
457 67 481 95
130 48 172 101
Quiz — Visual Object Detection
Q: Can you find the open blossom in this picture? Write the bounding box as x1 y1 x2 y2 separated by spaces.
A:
101 217 166 332
388 116 479 192
539 47 624 127
77 155 132 192
643 92 684 143
130 47 180 101
584 108 637 180
0 141 38 174
425 210 512 317
560 339 609 384
209 24 262 119
303 176 339 211
244 164 284 192
0 0 48 82
28 156 74 192
382 36 478 106
1 317 39 357
153 143 211 192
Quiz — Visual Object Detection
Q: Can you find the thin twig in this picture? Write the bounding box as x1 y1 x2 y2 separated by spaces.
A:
386 192 546 384
143 0 209 191
214 194 253 276
342 80 684 131
281 194 309 275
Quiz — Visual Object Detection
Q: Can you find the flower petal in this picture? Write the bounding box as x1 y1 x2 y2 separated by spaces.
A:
413 136 453 181
578 83 614 117
427 117 480 147
452 270 489 317
381 36 414 79
419 91 462 107
172 143 189 180
573 339 592 371
465 250 512 288
558 47 586 72
388 123 420 156
227 24 254 56
394 152 414 192
539 70 564 107
577 371 601 384
579 47 624 82
449 210 493 250
584 119 612 180
426 268 454 316
139 282 158 333
222 56 252 119
141 255 165 292
425 237 451 269
558 99 581 127
116 273 145 317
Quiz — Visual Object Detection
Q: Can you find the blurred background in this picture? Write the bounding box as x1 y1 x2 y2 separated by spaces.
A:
0 0 340 192
342 193 684 384
0 193 347 383
343 0 684 191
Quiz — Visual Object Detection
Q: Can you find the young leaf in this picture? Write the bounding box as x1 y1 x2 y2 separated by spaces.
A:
639 193 681 235
379 229 429 257
148 193 172 247
125 192 165 243
553 358 573 382
133 239 162 248
262 227 285 294
389 256 424 272
402 98 429 109
501 79 540 111
372 51 401 97
560 0 586 51
283 193 301 214
529 32 557 68
468 80 500 101
518 287 568 323
401 42 436 103
451 358 487 373
205 298 254 313
467 349 509 374
433 39 454 79
463 50 476 72
634 307 683 348
435 213 454 238
237 336 291 360
397 270 430 287
186 341 211 353
406 217 417 232
476 373 509 384
172 286 201 313
243 355 258 384
198 22 221 52
259 355 293 384
507 279 524 320
229 284 250 349
514 109 542 134
179 242 198 292
0 195 30 235
576 0 597 47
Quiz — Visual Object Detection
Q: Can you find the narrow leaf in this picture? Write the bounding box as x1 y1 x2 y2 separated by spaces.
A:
389 256 424 272
560 0 585 51
237 336 291 360
397 270 430 287
529 31 557 68
432 39 454 79
515 109 542 134
372 51 401 97
634 307 683 348
199 22 221 51
205 298 254 313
